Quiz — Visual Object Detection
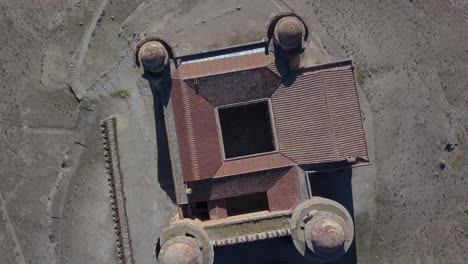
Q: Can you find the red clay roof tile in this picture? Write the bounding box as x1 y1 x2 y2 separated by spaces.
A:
169 51 368 182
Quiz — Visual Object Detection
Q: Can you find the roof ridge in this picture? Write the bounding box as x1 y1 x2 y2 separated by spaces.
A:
184 65 267 80
174 52 271 80
295 59 353 76
213 153 295 179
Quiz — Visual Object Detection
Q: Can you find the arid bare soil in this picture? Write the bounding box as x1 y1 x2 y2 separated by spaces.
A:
1 0 467 264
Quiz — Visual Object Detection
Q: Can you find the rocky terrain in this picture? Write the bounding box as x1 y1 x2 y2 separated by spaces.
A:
0 0 467 263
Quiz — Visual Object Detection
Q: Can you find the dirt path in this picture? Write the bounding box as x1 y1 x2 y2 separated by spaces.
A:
0 0 467 263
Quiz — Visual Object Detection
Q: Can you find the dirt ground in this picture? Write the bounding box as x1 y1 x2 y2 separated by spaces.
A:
0 0 467 264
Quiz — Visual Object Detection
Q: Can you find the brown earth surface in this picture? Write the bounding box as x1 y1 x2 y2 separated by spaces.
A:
0 0 467 263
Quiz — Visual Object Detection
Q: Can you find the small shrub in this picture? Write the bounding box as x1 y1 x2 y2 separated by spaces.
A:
112 90 130 98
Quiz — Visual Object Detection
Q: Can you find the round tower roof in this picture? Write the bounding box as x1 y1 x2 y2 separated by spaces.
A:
138 41 169 73
274 16 305 50
305 218 346 257
159 237 202 264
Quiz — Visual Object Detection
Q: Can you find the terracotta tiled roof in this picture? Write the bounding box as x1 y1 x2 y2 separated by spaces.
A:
321 68 368 160
170 79 223 181
173 52 275 79
169 51 368 182
214 153 295 178
183 67 281 107
188 167 291 202
271 63 368 164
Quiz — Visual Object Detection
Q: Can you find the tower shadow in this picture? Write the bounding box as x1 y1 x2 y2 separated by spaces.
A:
273 47 298 87
146 73 177 204
214 163 357 264
305 163 357 264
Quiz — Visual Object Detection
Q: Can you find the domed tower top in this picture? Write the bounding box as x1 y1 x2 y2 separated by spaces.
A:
273 16 305 51
137 41 169 73
158 236 203 264
305 216 346 258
